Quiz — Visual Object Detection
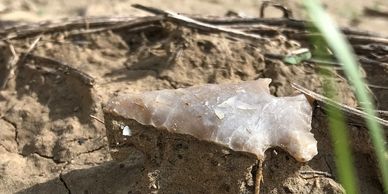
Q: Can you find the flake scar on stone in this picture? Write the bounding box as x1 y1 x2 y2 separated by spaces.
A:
105 79 318 162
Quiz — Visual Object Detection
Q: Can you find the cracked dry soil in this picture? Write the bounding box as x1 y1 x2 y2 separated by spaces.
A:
0 17 386 193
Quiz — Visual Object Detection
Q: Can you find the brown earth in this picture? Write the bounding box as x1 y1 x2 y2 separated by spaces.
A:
0 0 387 35
0 1 387 194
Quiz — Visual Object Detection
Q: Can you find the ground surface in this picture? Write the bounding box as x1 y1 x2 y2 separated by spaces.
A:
0 0 387 194
0 0 387 35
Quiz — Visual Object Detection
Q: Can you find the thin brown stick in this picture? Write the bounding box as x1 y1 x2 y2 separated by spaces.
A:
1 43 19 89
1 16 162 40
367 84 388 90
132 4 270 43
21 35 42 61
291 82 388 127
0 35 41 89
259 1 293 19
358 57 388 67
1 13 385 44
291 33 388 46
223 23 288 35
364 7 388 18
90 115 105 125
22 53 95 86
347 35 388 45
255 161 263 194
299 170 333 179
191 16 385 38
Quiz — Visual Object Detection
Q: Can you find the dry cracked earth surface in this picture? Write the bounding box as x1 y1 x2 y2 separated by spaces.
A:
0 0 387 193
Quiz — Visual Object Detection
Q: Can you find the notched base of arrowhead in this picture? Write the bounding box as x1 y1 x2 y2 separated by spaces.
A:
104 111 261 194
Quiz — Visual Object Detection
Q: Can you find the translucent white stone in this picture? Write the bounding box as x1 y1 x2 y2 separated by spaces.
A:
122 126 131 136
105 79 317 162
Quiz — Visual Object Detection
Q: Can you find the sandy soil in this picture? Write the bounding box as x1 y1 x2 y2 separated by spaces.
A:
0 0 387 193
0 0 387 35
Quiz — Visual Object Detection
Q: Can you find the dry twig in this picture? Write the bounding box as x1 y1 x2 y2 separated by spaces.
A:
299 170 333 179
364 6 388 18
291 82 388 127
132 4 270 43
90 115 105 125
1 43 19 89
22 53 95 86
1 16 162 40
255 161 264 194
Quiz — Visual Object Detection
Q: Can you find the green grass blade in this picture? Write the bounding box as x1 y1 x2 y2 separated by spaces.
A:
310 28 359 193
324 77 358 194
303 0 388 193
